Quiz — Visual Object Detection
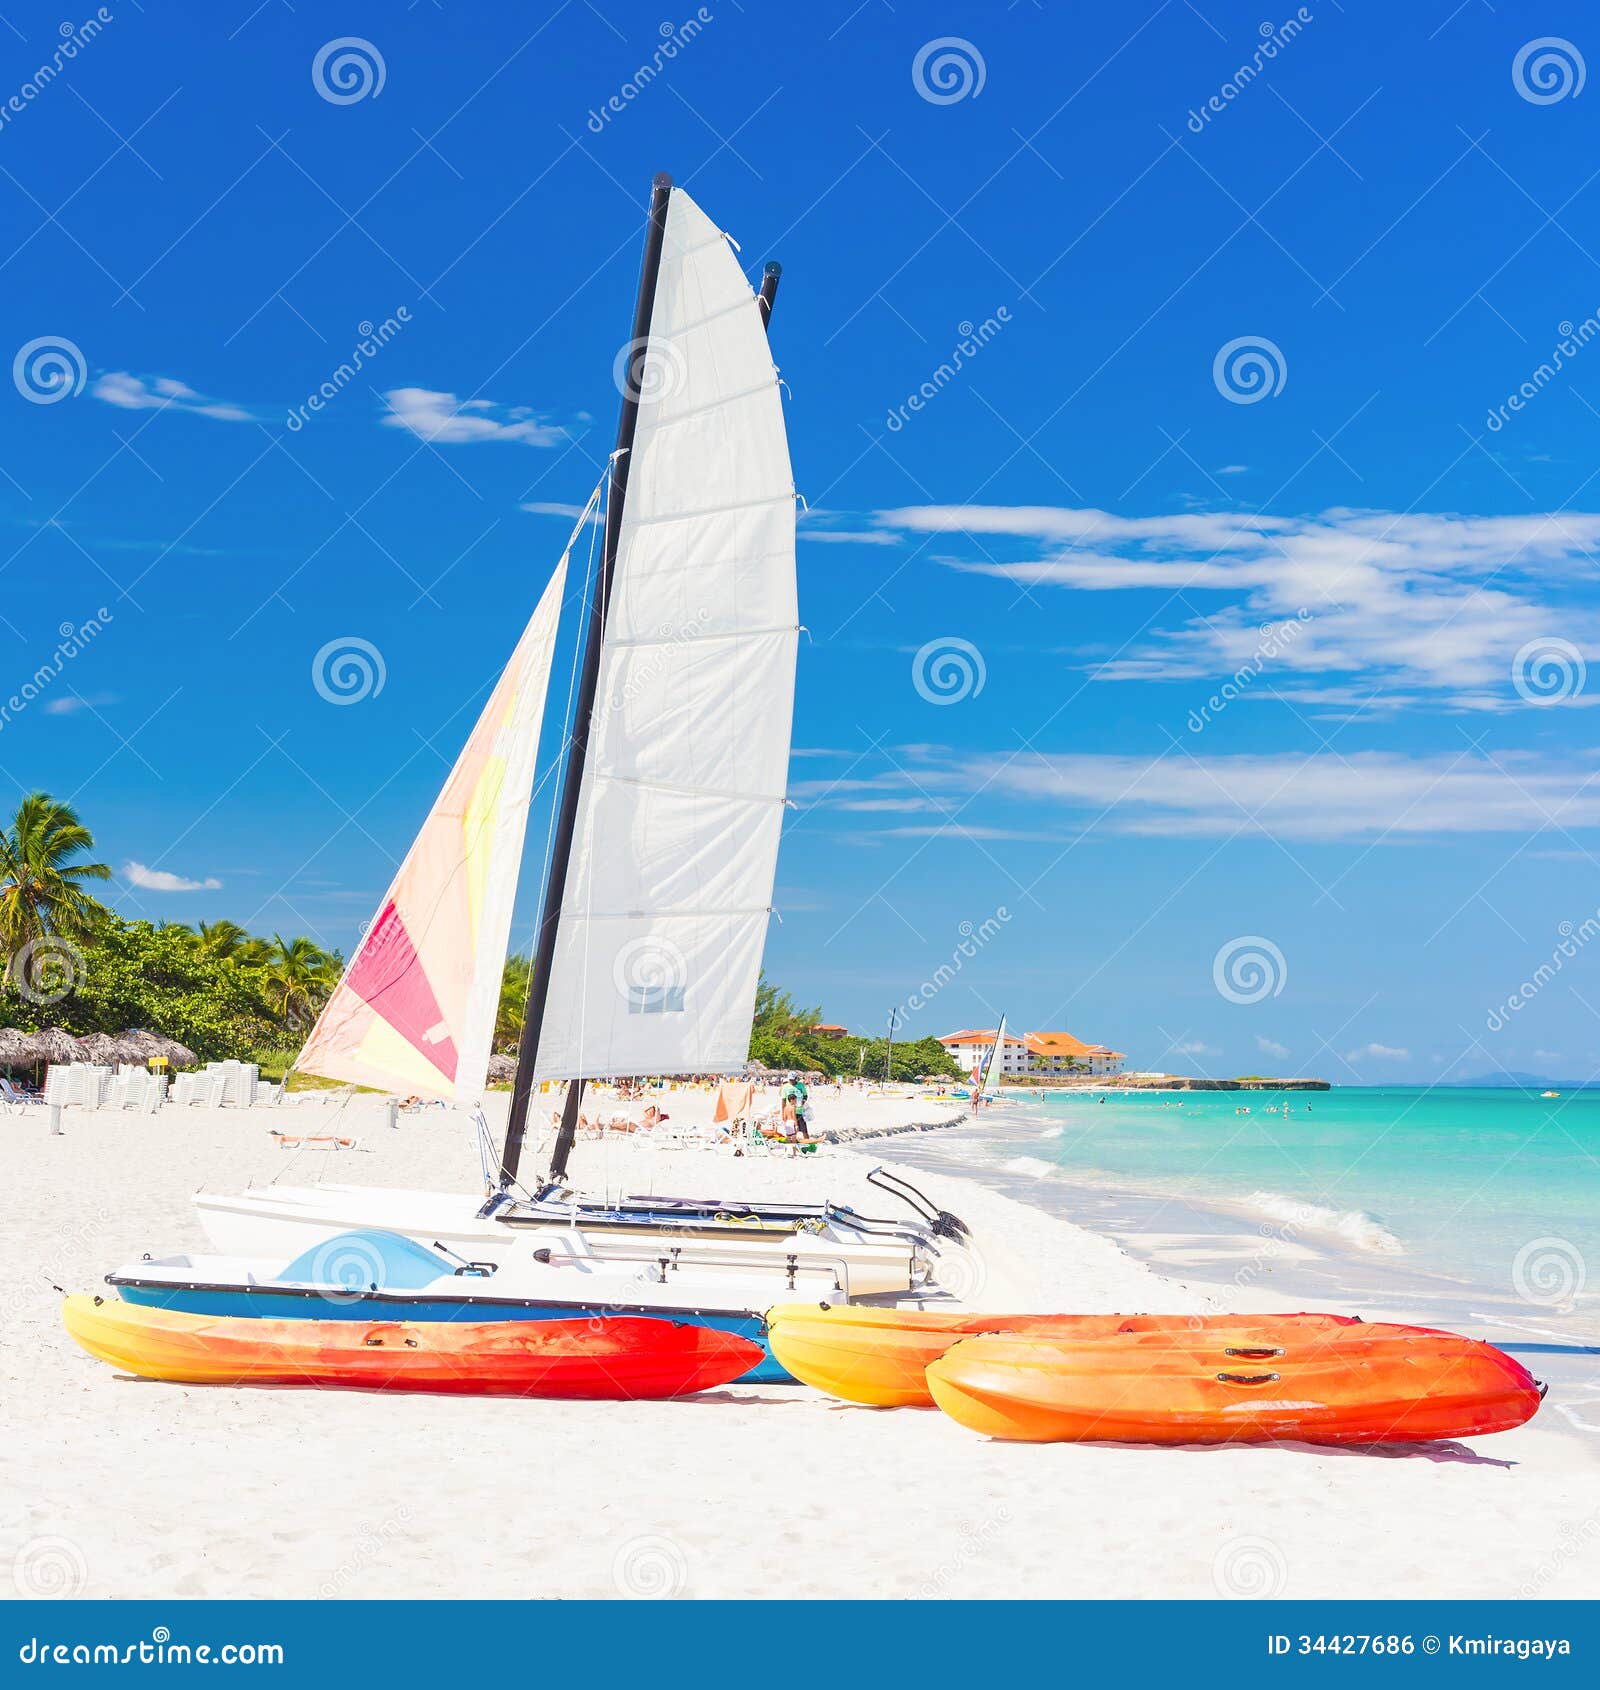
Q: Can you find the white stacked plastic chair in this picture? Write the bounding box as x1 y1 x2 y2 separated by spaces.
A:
44 1063 111 1108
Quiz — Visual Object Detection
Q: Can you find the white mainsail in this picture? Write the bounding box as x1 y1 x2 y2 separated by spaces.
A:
531 187 797 1081
295 558 568 1102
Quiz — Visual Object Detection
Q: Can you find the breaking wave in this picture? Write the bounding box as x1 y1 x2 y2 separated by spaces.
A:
1002 1155 1057 1180
1237 1190 1404 1256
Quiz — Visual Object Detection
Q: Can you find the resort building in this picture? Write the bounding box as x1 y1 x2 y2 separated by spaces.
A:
938 1029 1127 1079
1022 1031 1126 1078
808 1023 849 1039
937 1030 1033 1079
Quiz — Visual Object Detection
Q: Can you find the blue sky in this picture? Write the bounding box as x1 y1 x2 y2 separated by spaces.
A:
4 0 1600 1083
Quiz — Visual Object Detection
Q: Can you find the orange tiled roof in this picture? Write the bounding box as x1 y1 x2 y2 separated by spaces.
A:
1023 1033 1126 1060
938 1029 1026 1046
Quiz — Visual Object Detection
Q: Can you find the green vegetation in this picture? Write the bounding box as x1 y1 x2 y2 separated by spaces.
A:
0 793 111 993
746 973 962 1081
0 792 341 1064
1 796 966 1085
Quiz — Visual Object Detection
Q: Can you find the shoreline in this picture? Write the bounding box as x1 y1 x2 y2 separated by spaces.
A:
3 1087 1595 1599
866 1104 1600 1449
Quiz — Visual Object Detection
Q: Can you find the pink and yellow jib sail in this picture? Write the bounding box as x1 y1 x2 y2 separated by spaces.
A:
295 559 568 1103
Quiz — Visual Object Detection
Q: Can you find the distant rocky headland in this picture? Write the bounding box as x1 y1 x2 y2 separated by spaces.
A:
1020 1075 1331 1093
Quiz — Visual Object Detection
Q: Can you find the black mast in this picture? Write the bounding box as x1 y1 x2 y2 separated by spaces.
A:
500 172 674 1191
757 260 782 328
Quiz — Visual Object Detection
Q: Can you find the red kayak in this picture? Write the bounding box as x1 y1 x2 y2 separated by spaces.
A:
62 1295 762 1400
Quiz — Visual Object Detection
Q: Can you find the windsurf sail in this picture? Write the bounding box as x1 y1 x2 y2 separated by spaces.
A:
529 184 797 1083
976 1013 1008 1096
295 554 570 1102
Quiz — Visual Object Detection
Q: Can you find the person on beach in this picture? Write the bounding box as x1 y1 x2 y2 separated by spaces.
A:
781 1075 811 1139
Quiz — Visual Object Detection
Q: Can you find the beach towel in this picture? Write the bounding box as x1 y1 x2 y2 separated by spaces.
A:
712 1080 754 1123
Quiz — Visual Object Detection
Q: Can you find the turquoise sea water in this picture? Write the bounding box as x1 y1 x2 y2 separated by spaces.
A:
877 1085 1600 1435
1006 1086 1599 1291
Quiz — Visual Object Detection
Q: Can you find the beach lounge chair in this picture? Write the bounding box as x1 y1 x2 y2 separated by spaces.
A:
0 1076 44 1113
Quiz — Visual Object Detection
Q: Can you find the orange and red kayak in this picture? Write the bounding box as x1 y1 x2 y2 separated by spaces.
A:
926 1325 1543 1444
765 1303 1374 1408
63 1295 761 1400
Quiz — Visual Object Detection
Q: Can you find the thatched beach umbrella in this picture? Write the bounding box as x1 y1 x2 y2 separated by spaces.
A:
118 1029 199 1068
486 1052 516 1083
76 1032 125 1065
0 1027 35 1063
27 1026 88 1065
32 1026 88 1063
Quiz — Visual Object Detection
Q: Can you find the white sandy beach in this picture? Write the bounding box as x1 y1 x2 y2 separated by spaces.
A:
3 1084 1597 1601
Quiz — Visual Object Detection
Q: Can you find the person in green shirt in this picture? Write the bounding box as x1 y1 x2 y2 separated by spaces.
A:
780 1076 811 1139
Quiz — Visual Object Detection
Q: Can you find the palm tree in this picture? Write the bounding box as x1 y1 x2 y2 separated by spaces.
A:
195 919 250 964
497 953 532 1051
0 793 111 992
265 934 338 1031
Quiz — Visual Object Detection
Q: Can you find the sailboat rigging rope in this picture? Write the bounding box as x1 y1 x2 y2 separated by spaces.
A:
514 468 608 1178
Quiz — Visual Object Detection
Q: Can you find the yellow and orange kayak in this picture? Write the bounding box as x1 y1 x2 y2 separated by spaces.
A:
63 1295 761 1399
926 1325 1543 1444
764 1303 1371 1408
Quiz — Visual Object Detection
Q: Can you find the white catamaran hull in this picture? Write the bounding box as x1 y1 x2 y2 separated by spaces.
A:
193 1185 928 1299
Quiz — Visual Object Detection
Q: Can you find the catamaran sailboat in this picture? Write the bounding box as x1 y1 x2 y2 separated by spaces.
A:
185 174 968 1298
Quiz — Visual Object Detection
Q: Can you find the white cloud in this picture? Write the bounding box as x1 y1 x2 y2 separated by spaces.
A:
382 387 563 446
1172 1039 1217 1056
92 371 252 422
1346 1042 1410 1061
42 694 118 715
1255 1035 1290 1059
1217 464 1250 475
800 529 902 546
124 860 222 892
873 502 1600 711
966 748 1600 840
1533 1049 1562 1062
814 745 1600 842
519 501 600 522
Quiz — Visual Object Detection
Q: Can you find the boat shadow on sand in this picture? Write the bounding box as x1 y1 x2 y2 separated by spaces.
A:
103 1376 783 1410
813 1401 1518 1466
